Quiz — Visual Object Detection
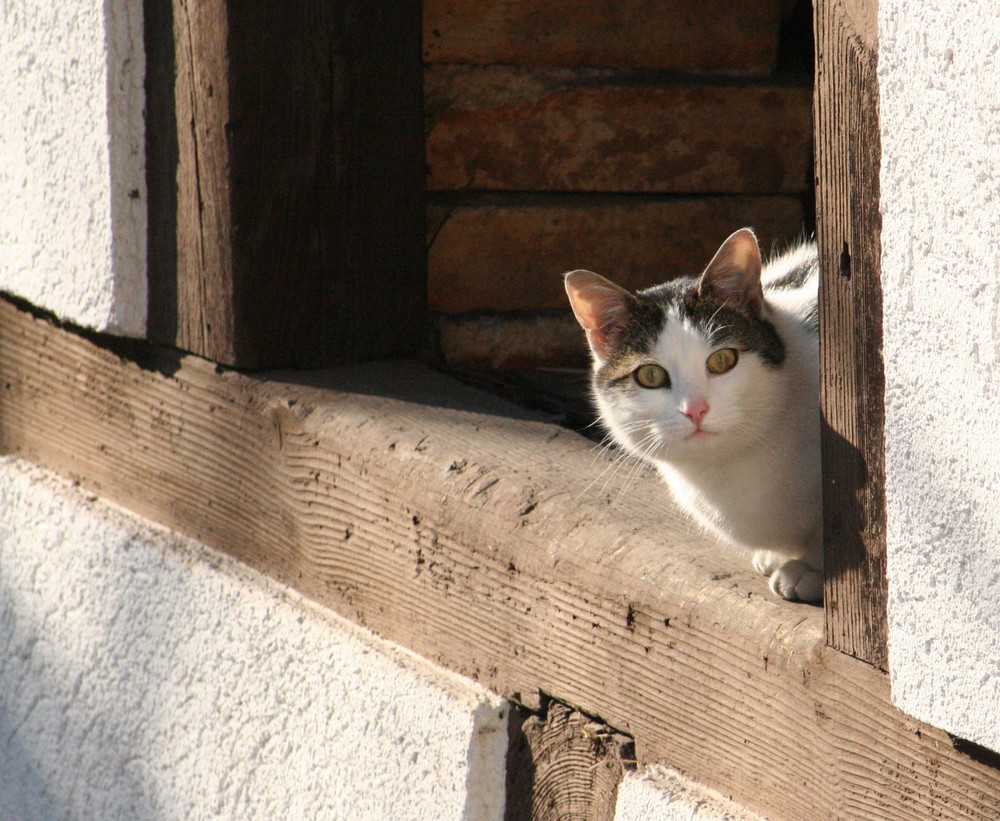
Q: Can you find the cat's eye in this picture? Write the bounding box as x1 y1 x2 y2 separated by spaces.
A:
706 348 738 375
633 363 669 389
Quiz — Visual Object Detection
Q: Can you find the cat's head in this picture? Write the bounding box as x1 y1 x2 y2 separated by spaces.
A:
565 228 786 466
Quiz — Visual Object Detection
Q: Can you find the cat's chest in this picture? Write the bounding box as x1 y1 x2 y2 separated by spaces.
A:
657 454 819 550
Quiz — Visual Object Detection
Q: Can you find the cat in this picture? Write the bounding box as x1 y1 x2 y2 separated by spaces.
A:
564 228 822 602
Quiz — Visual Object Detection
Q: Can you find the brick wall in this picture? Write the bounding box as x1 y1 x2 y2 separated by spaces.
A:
426 1 815 368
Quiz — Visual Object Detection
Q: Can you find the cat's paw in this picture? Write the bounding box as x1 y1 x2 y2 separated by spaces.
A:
752 551 822 602
767 559 823 603
752 549 783 576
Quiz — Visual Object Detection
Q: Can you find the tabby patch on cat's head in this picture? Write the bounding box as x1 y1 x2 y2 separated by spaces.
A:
564 227 785 374
563 269 665 366
663 280 784 367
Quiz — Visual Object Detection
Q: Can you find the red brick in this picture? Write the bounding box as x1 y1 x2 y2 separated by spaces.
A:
435 313 590 369
426 67 813 194
424 0 782 74
428 196 808 313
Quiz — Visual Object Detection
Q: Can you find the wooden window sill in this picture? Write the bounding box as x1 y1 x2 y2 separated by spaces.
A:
0 294 997 820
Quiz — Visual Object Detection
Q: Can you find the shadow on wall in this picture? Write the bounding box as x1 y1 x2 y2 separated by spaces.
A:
0 496 349 819
0 694 85 821
0 458 510 820
0 516 167 820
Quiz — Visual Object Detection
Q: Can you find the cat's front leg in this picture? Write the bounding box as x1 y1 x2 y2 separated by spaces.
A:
752 550 822 603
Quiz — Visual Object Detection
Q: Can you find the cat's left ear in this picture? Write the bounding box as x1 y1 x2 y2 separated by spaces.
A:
698 228 764 315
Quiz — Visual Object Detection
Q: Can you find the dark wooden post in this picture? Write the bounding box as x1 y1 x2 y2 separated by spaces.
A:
145 0 426 368
813 0 888 668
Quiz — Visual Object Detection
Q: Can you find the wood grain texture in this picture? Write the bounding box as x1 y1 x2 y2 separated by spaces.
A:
145 0 426 368
426 67 813 194
1 297 998 820
423 0 782 74
506 701 633 821
158 0 237 362
428 195 808 312
813 0 888 668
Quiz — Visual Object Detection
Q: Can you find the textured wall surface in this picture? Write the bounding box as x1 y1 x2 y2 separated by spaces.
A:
879 2 1000 752
0 1 146 335
0 457 507 821
614 766 762 821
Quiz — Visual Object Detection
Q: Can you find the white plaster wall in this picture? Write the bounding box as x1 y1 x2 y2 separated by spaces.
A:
0 0 147 336
614 766 762 821
0 457 507 820
879 2 1000 752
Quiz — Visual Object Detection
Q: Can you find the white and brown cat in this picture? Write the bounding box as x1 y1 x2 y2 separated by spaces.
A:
565 228 822 602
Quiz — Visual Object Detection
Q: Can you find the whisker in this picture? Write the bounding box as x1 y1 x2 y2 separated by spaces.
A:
580 433 650 498
706 301 728 327
595 449 640 497
586 422 648 468
577 416 604 432
614 437 660 505
614 452 649 505
606 430 659 501
731 422 781 458
588 421 648 444
596 431 658 498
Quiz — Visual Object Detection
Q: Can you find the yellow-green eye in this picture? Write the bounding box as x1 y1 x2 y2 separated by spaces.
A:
706 348 738 375
633 363 669 389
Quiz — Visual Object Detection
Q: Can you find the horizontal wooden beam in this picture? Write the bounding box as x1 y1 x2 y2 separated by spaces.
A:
1 296 998 820
426 67 812 194
423 0 782 73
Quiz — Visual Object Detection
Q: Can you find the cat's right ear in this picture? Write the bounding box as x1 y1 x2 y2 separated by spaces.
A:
698 227 764 315
564 270 634 363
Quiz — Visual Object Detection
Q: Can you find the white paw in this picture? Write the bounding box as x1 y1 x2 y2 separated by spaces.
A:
767 559 823 603
752 549 782 576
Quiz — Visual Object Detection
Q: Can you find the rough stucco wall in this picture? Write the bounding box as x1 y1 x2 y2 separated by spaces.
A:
0 0 146 336
614 766 762 821
0 457 507 820
879 2 1000 752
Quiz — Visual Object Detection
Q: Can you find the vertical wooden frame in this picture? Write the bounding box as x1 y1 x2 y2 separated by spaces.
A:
813 0 888 668
145 0 426 368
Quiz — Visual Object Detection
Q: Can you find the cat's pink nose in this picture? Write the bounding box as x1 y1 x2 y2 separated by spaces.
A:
681 398 709 427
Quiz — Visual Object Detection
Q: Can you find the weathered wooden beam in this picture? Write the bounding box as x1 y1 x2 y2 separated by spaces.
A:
423 0 783 74
426 68 813 194
144 0 426 368
505 701 633 821
1 296 998 820
428 195 808 312
813 0 888 667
